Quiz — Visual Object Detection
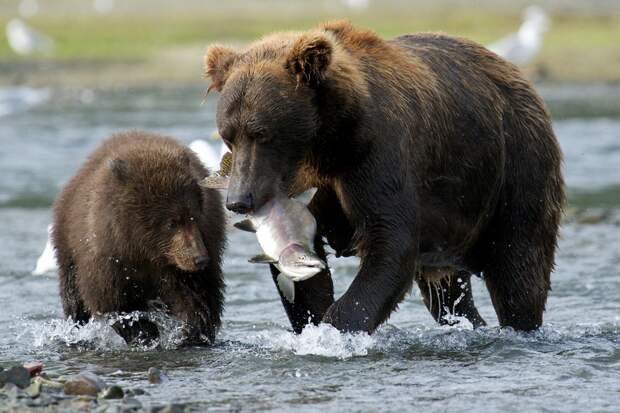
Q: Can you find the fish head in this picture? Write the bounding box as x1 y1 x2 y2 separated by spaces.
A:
278 244 326 281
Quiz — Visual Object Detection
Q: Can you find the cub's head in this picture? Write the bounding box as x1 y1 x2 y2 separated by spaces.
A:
107 144 214 273
204 22 368 213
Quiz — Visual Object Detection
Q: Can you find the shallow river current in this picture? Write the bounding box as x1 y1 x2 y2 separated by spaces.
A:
0 85 619 412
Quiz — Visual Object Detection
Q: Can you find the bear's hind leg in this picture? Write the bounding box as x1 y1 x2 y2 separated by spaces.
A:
480 202 559 331
480 103 563 331
416 270 486 328
483 260 550 331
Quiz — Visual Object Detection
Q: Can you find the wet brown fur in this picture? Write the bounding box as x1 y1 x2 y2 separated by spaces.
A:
52 131 226 345
205 21 564 333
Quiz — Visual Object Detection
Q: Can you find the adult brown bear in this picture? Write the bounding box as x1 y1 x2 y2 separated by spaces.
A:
204 21 564 334
53 132 226 345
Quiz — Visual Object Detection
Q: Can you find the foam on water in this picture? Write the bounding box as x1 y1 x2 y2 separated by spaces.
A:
23 311 187 352
240 321 604 358
249 323 375 359
27 317 126 350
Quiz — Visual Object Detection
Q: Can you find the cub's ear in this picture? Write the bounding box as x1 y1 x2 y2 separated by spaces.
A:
286 33 333 87
109 158 130 183
204 45 238 93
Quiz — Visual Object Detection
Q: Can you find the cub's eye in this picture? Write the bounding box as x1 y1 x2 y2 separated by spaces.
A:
166 220 178 230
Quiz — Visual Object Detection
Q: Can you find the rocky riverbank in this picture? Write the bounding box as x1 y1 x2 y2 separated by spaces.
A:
0 364 183 413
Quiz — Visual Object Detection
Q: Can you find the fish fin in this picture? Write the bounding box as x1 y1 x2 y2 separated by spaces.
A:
199 175 229 189
293 187 318 206
219 152 232 176
248 254 277 264
277 274 295 304
233 219 257 233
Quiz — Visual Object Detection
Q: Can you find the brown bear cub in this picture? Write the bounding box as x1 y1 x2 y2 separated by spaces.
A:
52 131 226 345
204 21 564 334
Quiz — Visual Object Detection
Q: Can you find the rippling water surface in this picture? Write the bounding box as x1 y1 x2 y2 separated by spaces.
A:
0 85 619 412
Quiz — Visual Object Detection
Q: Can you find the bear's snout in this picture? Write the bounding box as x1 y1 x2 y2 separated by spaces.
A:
168 224 209 273
226 192 254 214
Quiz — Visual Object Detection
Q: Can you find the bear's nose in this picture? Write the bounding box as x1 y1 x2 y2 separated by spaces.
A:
226 193 254 214
194 255 208 270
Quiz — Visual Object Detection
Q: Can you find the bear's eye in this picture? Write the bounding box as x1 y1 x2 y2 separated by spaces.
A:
166 220 178 230
221 135 233 148
219 127 235 148
247 128 270 144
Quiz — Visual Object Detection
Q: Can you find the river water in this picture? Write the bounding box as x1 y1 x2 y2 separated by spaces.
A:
0 85 619 412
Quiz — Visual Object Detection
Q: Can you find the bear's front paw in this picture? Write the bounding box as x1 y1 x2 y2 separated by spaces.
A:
322 298 373 333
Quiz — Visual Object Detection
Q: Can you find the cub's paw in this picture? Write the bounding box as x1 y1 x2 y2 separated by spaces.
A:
112 318 160 347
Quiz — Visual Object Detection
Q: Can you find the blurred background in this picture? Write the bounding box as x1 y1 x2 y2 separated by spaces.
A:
1 2 619 411
1 0 619 216
1 0 619 86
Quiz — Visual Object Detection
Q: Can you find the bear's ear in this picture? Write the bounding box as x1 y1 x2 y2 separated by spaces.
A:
109 158 130 183
204 45 238 93
286 33 333 87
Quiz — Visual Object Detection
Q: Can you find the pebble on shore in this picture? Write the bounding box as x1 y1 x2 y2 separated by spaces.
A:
148 367 167 384
63 372 106 397
1 363 182 411
101 384 124 399
0 366 32 389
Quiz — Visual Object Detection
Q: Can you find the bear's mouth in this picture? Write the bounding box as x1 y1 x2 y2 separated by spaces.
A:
174 255 209 273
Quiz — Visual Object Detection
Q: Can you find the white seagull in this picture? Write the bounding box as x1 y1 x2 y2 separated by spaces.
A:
32 224 57 275
189 132 229 171
93 0 116 14
341 0 370 11
488 6 550 66
5 18 54 56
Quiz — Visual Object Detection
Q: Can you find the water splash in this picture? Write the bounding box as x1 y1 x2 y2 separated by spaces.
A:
250 323 375 359
25 311 186 351
238 320 620 361
28 317 126 350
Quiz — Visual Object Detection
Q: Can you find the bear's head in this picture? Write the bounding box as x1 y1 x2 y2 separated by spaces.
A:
106 150 211 273
204 22 369 213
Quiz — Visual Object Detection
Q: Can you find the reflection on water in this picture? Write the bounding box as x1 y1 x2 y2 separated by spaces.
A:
0 84 619 412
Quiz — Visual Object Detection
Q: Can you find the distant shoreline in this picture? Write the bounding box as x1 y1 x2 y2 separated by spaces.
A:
2 51 619 88
1 6 619 86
